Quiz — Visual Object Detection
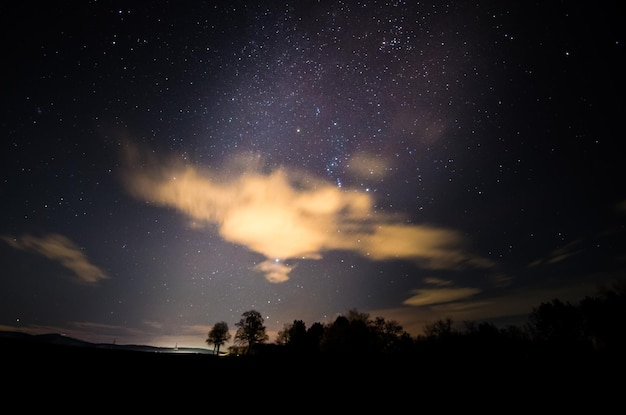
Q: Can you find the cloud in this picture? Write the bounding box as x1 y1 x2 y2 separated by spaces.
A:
1 233 109 284
120 144 492 282
423 277 453 287
403 287 481 306
254 259 294 283
528 239 583 267
346 152 390 179
402 277 480 309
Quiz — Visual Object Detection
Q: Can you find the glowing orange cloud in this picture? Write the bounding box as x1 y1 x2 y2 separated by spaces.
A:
121 145 492 282
1 233 109 284
254 259 294 283
402 287 481 306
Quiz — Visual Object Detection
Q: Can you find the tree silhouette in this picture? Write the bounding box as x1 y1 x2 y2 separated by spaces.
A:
320 314 352 354
206 321 231 356
276 319 308 352
318 308 411 355
527 298 585 348
422 317 455 340
372 316 406 354
234 310 269 355
579 279 626 353
305 321 325 354
275 322 291 346
193 282 626 380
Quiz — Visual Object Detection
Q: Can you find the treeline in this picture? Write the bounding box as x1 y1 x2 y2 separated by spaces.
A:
212 280 626 364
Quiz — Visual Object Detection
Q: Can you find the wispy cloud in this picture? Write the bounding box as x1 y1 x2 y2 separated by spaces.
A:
120 143 492 282
254 259 294 283
1 233 109 284
403 287 481 306
347 151 390 179
528 239 583 267
402 277 481 315
423 276 454 287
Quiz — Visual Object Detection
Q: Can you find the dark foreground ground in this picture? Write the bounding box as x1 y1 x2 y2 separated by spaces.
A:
1 334 622 411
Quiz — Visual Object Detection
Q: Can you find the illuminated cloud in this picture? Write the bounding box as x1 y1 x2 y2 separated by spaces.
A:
355 224 490 269
347 152 390 179
423 277 453 287
403 287 481 306
402 277 481 308
121 144 492 282
1 233 109 284
528 239 583 267
254 259 294 283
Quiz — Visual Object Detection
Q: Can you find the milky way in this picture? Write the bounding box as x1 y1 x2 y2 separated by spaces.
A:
1 1 624 348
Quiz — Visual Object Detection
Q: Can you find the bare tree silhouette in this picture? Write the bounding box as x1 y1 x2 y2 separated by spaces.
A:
234 310 268 355
206 321 231 355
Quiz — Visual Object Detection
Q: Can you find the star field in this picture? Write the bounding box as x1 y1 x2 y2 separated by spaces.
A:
1 1 624 348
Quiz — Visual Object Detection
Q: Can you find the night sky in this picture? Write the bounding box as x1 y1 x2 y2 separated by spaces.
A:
1 1 624 349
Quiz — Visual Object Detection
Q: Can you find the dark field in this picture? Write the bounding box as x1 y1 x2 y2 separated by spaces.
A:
2 333 621 411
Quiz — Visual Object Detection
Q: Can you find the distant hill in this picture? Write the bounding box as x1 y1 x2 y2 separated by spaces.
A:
0 330 211 354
